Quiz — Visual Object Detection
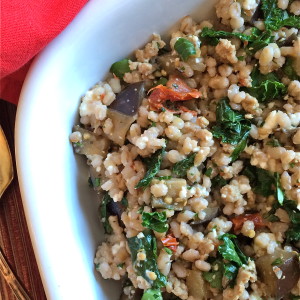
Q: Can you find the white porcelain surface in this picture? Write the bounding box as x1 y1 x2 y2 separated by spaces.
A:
15 0 216 299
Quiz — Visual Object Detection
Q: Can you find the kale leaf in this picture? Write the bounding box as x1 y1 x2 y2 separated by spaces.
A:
174 38 196 61
142 289 163 300
136 148 165 189
142 211 169 233
127 229 167 288
261 0 300 31
218 234 246 266
100 192 113 234
242 68 287 103
200 27 274 54
172 152 196 177
266 137 281 147
204 235 248 290
283 200 300 242
203 259 223 290
212 98 251 160
242 164 275 196
211 175 228 189
110 58 130 79
283 57 300 81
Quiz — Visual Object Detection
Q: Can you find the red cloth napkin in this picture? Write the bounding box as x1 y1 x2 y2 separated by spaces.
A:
0 0 88 105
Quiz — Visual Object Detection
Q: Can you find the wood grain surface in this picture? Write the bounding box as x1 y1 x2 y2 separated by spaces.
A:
0 100 46 300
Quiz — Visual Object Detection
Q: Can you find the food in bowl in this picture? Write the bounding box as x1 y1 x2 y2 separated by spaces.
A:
69 0 300 298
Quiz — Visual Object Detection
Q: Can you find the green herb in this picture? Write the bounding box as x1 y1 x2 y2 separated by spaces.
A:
218 234 246 267
212 98 251 160
121 196 128 208
266 138 281 147
164 247 173 255
200 27 274 54
161 107 166 112
283 57 300 81
265 213 280 222
100 193 113 234
242 68 287 103
261 0 300 31
142 211 169 233
230 131 249 161
74 141 83 147
204 167 213 177
290 162 295 168
172 153 196 177
284 200 300 242
174 38 196 61
127 229 167 288
242 165 275 197
136 148 165 189
211 175 227 189
203 259 223 290
142 289 163 300
271 258 283 266
237 56 245 61
138 206 145 214
199 27 253 46
204 234 249 291
156 77 168 86
110 58 130 78
150 121 157 127
275 172 284 205
117 263 125 268
246 29 275 54
88 177 101 188
156 176 172 180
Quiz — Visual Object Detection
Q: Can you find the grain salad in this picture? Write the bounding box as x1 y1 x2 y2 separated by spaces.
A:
70 0 300 299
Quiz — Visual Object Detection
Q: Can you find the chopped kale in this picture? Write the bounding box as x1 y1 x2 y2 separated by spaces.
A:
242 68 287 103
174 38 196 61
283 57 300 81
211 175 228 189
204 167 213 177
136 148 165 189
142 211 169 233
203 259 223 290
242 164 275 196
127 229 167 288
212 98 251 160
271 258 283 266
156 77 168 86
100 193 113 234
266 137 281 147
110 58 130 79
142 289 163 300
261 0 300 31
172 153 196 177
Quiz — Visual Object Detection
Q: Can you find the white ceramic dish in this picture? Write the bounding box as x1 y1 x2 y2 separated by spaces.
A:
15 0 217 299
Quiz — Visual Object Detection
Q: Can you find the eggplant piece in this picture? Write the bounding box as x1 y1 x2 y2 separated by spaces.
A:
73 125 110 156
186 270 209 300
157 53 179 75
106 82 145 146
256 248 300 299
151 178 187 210
190 206 219 225
106 199 126 225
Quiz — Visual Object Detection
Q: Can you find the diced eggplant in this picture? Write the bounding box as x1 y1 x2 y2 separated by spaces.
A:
151 178 187 211
186 270 209 300
106 199 126 225
105 82 145 146
151 197 185 211
256 248 300 299
190 206 219 225
157 53 178 75
73 126 110 156
109 82 145 116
